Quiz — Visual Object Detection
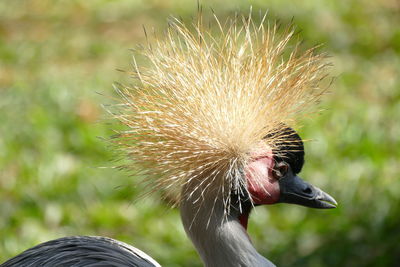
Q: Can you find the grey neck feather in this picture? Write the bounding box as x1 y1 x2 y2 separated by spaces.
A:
180 183 276 267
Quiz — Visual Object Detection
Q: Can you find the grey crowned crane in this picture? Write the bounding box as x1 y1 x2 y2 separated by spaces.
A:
1 12 336 267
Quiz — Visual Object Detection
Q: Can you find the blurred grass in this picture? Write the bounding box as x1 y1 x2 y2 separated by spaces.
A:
1 0 399 266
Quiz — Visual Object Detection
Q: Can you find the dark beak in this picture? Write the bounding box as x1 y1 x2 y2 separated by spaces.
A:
278 170 337 209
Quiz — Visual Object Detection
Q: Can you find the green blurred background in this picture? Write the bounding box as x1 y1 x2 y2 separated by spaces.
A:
1 0 399 266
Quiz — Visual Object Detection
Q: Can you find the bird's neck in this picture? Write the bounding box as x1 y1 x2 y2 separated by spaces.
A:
180 184 275 267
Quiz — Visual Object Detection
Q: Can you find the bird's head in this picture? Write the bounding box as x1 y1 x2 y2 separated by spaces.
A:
113 13 334 218
232 126 337 229
245 127 336 209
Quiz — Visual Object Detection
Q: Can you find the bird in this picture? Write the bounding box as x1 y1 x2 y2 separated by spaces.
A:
1 11 337 267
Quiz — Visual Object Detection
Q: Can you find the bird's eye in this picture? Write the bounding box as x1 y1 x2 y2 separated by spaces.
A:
274 162 289 179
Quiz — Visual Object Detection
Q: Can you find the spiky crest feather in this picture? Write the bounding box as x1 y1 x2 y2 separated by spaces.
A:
112 11 329 210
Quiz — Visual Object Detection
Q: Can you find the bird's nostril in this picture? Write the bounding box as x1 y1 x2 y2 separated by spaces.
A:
303 187 312 195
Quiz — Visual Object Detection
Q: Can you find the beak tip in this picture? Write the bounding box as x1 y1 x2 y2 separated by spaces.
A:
316 189 338 209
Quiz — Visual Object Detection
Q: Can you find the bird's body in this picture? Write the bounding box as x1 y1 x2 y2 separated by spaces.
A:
1 11 336 267
1 236 160 267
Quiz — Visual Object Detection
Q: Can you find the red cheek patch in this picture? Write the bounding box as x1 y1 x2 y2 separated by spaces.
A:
245 156 280 205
